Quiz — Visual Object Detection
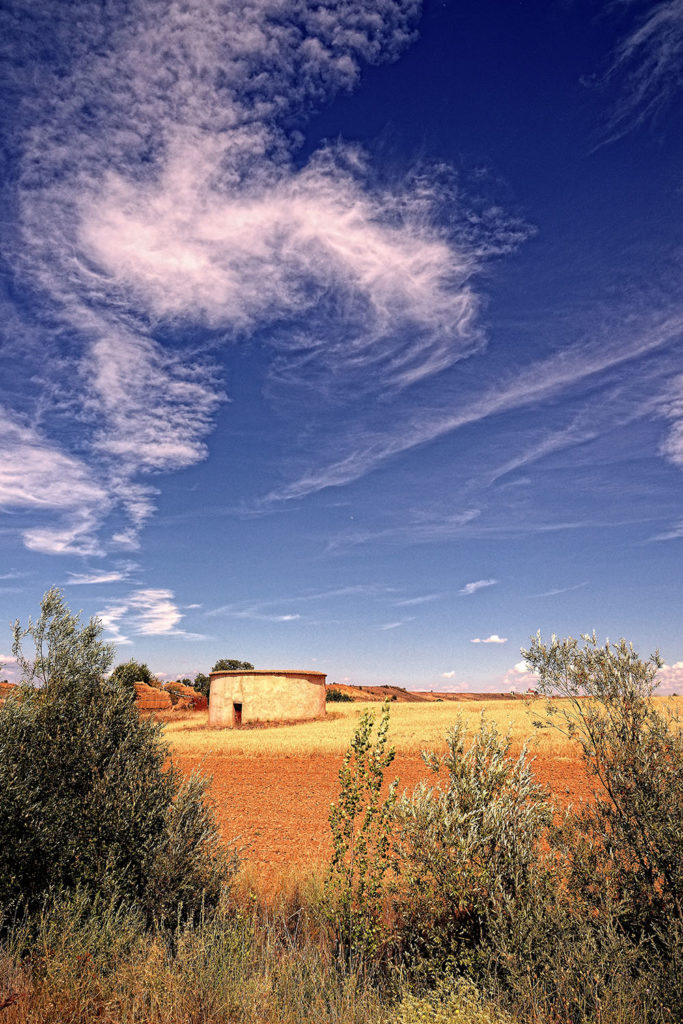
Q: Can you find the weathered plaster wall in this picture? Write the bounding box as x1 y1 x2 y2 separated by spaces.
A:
208 670 326 728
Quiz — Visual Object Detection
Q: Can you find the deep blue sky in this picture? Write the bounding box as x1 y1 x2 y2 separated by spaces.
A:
1 0 681 691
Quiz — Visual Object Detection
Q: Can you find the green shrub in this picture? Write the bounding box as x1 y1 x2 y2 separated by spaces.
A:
109 658 155 691
523 631 683 1018
193 671 211 702
326 702 397 969
0 588 236 923
392 715 553 976
326 687 354 703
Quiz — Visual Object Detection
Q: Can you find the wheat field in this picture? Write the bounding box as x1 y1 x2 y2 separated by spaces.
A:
163 697 592 759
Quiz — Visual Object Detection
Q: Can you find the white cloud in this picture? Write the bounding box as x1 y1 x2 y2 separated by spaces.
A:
656 661 683 694
3 0 527 553
649 519 683 542
379 620 411 630
460 579 498 596
531 582 588 598
659 372 683 467
441 670 456 679
393 593 442 607
265 311 683 504
600 0 683 142
0 654 20 684
66 564 136 585
97 587 208 645
97 604 131 647
471 634 508 644
0 411 108 555
127 589 185 636
502 659 538 690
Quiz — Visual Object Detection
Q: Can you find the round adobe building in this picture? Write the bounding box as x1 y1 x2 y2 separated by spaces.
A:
208 669 327 728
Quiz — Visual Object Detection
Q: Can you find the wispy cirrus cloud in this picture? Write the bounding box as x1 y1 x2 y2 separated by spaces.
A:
0 410 107 556
1 0 525 555
393 593 442 607
599 0 683 142
206 583 398 618
264 310 683 505
98 588 209 646
530 582 588 598
460 579 498 596
66 563 137 586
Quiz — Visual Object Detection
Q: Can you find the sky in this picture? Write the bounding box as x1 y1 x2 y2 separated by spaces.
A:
0 0 681 693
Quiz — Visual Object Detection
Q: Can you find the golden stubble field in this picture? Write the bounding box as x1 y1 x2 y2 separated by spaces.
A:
165 697 678 887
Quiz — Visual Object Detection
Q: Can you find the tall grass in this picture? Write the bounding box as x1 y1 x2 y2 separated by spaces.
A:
0 886 514 1024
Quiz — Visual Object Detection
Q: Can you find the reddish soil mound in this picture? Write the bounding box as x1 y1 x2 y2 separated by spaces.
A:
164 681 208 710
174 751 593 885
134 682 172 711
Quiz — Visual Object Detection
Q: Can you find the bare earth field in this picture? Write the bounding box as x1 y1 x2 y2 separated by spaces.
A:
165 699 598 886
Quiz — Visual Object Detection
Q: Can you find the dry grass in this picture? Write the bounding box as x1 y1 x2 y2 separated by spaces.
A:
163 698 585 760
164 695 680 760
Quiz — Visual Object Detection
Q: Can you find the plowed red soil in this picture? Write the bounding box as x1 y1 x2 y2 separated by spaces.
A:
174 752 593 884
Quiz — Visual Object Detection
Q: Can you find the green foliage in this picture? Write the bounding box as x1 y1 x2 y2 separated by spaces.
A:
109 658 154 691
212 658 254 672
523 631 683 1015
326 687 354 703
12 586 114 692
0 588 236 923
392 715 552 974
326 702 397 969
194 671 211 701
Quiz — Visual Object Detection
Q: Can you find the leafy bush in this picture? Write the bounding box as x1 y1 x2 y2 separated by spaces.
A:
109 658 155 691
0 588 236 923
326 702 397 969
523 631 683 1016
326 687 354 703
392 715 552 975
193 671 211 702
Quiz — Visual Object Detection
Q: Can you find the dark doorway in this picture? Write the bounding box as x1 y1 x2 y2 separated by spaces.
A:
233 702 243 727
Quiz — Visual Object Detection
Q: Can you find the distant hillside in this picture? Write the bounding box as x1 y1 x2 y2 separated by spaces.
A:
325 683 526 702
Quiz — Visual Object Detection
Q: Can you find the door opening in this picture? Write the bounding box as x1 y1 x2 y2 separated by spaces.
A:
233 702 243 727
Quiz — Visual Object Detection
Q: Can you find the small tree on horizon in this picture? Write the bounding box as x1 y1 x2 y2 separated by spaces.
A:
109 658 155 692
193 672 211 702
211 658 254 672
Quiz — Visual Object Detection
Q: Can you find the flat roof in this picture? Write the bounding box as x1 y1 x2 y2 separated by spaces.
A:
209 669 326 679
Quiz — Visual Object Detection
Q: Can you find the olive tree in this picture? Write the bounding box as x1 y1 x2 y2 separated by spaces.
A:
0 588 236 922
523 632 683 1008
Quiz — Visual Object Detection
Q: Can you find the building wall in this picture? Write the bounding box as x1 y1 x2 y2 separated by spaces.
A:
208 670 326 728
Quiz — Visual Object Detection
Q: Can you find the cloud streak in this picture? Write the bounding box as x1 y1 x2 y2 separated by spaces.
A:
600 0 683 142
98 587 208 646
460 579 498 596
265 311 683 504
